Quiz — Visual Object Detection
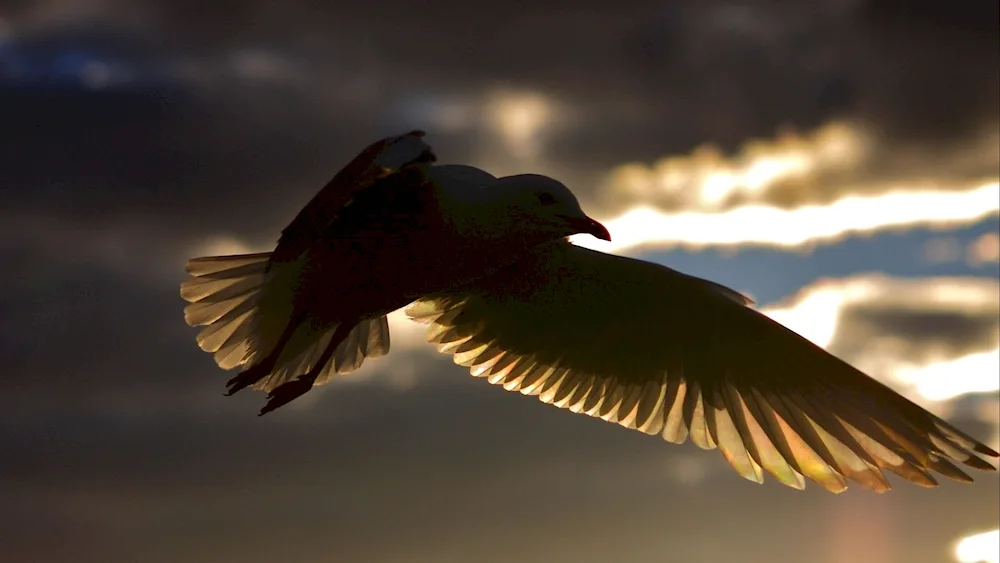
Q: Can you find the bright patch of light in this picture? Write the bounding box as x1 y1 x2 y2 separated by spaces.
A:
386 308 431 348
573 182 1000 254
487 90 553 159
955 530 999 563
900 351 1000 401
762 285 853 349
190 235 260 258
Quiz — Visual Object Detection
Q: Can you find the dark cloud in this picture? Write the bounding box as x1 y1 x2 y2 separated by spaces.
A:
852 0 999 138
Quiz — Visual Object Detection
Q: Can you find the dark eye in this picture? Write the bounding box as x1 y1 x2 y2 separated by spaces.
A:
538 192 557 206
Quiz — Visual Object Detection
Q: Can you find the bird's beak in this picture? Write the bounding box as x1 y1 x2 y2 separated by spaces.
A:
563 215 612 241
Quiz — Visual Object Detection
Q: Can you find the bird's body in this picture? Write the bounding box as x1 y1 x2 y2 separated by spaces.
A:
283 167 459 322
182 131 997 491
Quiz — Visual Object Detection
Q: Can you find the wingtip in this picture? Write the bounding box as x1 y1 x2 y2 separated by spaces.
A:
962 454 999 472
826 482 849 495
975 443 1000 458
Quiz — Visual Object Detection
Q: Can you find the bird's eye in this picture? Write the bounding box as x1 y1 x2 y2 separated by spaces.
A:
538 192 557 206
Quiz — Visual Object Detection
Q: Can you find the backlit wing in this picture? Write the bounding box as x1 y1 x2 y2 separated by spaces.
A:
408 241 999 493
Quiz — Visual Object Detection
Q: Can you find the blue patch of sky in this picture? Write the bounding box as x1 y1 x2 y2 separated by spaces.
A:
0 31 176 92
638 218 1000 305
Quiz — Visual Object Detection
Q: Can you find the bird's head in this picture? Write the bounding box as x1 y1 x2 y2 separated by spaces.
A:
427 165 611 246
493 174 611 243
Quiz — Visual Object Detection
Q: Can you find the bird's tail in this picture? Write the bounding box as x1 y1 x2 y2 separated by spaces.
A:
180 253 390 392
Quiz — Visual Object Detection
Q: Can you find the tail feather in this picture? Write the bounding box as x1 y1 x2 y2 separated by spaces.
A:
249 318 390 391
185 252 272 277
181 253 391 391
183 290 260 327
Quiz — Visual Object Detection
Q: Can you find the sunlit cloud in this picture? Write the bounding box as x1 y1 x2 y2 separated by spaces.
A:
573 181 1000 254
607 121 868 209
571 118 999 253
759 274 1000 404
900 352 1000 402
597 120 999 212
955 529 999 563
486 89 555 160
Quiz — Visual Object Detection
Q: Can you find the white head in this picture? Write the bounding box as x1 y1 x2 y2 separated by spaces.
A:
428 165 610 245
492 173 611 242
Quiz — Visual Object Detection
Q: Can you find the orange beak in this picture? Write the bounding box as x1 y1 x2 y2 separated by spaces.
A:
563 215 611 241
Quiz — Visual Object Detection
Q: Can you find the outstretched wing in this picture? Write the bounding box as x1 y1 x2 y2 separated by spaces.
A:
408 241 999 493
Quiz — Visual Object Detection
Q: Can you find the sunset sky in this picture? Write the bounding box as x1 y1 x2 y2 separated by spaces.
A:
2 1 998 562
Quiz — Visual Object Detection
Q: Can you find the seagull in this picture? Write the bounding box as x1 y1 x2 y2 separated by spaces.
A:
182 130 609 415
182 131 998 493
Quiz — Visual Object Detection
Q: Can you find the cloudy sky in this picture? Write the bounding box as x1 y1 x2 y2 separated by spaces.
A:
2 1 998 562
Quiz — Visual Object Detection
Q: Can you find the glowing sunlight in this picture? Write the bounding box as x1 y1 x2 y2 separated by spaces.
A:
486 89 556 159
572 181 999 253
955 529 1000 563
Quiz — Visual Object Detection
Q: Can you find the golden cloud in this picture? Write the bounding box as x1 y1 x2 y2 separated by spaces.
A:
573 120 999 253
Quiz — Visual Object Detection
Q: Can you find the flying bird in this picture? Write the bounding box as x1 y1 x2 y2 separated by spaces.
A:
182 131 998 493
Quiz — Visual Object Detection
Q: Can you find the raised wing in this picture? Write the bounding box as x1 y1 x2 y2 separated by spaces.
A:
407 241 999 493
272 129 436 263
